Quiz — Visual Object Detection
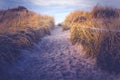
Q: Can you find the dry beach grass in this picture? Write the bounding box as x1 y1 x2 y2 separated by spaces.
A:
0 5 120 80
63 6 120 73
0 6 55 64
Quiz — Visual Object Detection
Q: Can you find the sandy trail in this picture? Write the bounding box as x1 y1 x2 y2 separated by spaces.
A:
0 26 118 80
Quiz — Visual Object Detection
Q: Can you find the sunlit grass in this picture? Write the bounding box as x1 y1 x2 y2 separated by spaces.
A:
64 6 120 73
62 10 89 30
0 6 55 63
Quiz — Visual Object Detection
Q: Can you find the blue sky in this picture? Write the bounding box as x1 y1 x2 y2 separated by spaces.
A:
0 0 120 24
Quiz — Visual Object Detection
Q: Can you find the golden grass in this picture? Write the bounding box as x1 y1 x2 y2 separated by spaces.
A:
0 6 55 64
0 9 54 33
62 10 89 30
67 6 120 72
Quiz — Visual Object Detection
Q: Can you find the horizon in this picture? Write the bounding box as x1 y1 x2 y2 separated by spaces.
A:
0 0 120 24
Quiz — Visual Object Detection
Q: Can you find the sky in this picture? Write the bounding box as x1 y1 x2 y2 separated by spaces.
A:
0 0 120 24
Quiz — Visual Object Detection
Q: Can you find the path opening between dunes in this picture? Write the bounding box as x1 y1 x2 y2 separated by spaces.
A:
0 26 118 80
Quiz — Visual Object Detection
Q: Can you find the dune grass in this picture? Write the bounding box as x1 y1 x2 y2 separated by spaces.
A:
90 6 120 19
0 6 55 64
65 6 120 73
62 10 89 30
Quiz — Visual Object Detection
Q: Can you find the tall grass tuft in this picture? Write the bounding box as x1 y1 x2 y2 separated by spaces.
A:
90 6 119 19
62 10 89 30
67 6 120 73
0 6 55 64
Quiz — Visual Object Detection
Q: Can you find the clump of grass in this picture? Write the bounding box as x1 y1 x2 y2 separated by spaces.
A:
0 35 19 64
0 7 55 34
70 19 100 57
62 10 89 30
96 19 120 73
69 6 120 73
90 6 119 19
0 6 55 64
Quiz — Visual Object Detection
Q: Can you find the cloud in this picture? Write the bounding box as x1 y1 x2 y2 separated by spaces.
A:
23 0 80 6
23 0 96 7
1 0 120 24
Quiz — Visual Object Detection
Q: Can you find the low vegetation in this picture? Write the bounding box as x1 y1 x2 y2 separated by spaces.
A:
64 6 120 73
62 10 89 30
0 6 55 64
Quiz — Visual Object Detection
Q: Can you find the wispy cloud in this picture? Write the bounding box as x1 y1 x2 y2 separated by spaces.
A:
23 0 83 6
0 0 120 23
